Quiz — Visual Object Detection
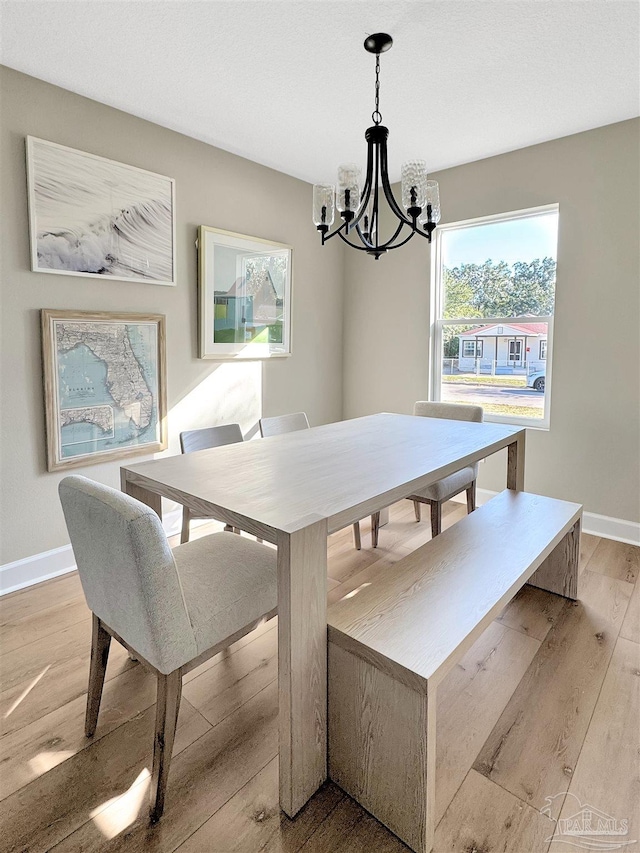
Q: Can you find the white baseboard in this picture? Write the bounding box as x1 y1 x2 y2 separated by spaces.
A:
0 508 200 597
453 488 640 545
3 493 638 596
0 544 77 596
579 510 640 545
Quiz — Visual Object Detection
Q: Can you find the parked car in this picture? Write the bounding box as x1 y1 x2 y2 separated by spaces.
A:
527 368 545 392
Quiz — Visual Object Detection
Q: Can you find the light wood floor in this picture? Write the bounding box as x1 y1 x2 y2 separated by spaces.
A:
1 500 638 852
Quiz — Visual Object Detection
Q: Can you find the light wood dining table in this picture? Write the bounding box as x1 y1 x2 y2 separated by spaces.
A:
120 412 526 818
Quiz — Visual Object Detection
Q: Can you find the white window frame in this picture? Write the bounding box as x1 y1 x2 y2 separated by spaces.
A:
430 204 558 430
462 339 483 358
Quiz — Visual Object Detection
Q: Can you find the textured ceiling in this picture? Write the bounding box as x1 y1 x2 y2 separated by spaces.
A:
1 1 638 184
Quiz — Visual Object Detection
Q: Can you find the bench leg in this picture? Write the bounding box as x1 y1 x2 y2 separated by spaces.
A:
430 501 442 538
527 519 580 600
329 642 435 853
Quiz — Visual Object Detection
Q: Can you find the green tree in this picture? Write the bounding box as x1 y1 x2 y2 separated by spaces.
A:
443 257 556 318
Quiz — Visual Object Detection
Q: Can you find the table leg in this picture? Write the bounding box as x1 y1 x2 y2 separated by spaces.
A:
277 519 328 817
120 470 162 518
506 431 526 491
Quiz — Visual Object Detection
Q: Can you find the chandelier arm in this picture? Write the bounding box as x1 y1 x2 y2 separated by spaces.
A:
379 228 421 252
321 219 350 242
336 230 377 251
348 172 374 233
373 137 381 252
346 134 375 234
353 222 376 251
379 136 415 226
373 218 406 251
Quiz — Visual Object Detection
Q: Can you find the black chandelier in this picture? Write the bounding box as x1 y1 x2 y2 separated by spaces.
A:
312 33 441 260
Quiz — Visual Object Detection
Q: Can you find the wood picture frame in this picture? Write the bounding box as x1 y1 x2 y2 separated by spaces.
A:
198 225 292 359
27 137 176 285
41 309 167 471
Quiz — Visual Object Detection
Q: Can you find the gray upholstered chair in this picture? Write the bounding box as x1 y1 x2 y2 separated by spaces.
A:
408 401 484 537
58 475 277 822
179 423 244 543
259 412 380 550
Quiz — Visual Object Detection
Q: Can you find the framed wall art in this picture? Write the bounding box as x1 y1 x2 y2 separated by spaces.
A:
41 309 167 471
198 225 292 359
27 137 176 285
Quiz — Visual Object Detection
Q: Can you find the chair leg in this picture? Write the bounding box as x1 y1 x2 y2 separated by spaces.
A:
85 614 111 737
371 512 380 549
413 500 421 522
353 522 362 550
150 669 182 822
180 507 191 544
466 481 477 514
430 501 442 538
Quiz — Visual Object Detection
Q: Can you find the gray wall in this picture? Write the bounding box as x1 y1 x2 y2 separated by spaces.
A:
2 66 637 568
0 66 344 564
343 119 640 523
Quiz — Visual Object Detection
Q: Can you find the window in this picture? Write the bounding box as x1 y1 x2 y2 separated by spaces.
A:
432 205 558 428
462 340 483 358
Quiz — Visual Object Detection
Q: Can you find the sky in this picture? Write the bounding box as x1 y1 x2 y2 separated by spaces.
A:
442 212 559 268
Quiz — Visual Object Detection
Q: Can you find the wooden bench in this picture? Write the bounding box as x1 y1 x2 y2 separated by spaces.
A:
327 489 581 853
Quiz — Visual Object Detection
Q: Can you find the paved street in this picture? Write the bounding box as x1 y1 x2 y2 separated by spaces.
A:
442 381 544 411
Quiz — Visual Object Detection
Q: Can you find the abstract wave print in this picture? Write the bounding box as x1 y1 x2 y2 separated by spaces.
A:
29 138 174 282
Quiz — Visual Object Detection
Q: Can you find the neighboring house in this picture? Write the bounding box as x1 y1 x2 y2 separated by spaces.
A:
456 322 548 373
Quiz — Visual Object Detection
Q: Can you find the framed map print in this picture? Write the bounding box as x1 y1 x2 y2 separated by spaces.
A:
27 137 176 285
41 310 167 471
198 225 292 359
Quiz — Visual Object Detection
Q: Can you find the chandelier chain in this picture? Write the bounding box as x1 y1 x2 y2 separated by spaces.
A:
372 53 382 125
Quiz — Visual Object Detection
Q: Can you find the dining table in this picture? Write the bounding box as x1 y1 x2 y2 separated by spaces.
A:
120 412 526 818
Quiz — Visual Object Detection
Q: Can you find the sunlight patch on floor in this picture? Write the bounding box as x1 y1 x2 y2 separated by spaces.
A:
90 768 151 839
4 665 51 718
28 749 75 776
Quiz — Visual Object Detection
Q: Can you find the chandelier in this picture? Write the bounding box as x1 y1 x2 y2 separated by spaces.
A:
312 33 441 260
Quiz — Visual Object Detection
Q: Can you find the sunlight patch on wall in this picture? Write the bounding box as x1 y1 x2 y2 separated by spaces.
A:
168 361 262 454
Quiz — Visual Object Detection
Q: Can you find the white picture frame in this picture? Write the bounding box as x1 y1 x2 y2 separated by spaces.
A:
198 225 293 359
26 137 176 285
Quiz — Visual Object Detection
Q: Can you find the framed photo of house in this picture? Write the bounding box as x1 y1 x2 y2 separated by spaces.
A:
27 137 176 285
198 225 292 359
41 309 167 471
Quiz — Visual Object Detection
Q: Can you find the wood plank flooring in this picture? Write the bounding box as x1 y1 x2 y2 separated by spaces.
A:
1 500 638 852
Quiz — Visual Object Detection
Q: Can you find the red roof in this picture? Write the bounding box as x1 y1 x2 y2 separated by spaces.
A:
460 322 548 336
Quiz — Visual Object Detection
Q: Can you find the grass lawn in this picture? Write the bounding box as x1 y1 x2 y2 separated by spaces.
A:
443 375 526 388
